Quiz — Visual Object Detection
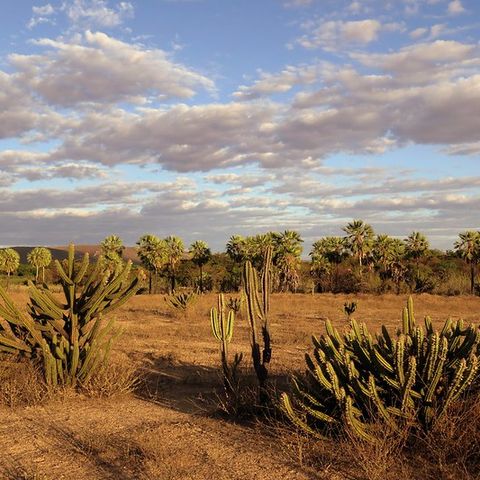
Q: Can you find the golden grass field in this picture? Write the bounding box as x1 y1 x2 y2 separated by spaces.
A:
1 290 479 480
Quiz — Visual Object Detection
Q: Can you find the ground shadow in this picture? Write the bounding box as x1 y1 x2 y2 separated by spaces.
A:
134 351 294 420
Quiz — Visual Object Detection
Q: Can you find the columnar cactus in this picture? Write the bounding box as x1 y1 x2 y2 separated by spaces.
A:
281 297 480 442
211 293 242 395
243 246 273 402
0 244 140 387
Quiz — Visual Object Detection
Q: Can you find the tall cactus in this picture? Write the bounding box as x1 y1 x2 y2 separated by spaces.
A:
242 246 273 403
211 293 242 396
281 297 480 442
0 244 140 387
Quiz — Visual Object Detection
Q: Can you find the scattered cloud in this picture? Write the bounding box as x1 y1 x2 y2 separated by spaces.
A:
10 31 215 106
448 0 465 15
63 0 134 28
294 19 383 51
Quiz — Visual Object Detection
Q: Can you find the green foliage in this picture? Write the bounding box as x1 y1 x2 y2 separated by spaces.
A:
242 246 273 403
165 235 185 293
454 230 480 294
27 247 52 283
100 234 125 271
282 297 480 442
343 220 374 268
136 234 168 294
405 231 429 261
0 244 140 387
210 294 242 397
190 240 211 292
0 248 20 287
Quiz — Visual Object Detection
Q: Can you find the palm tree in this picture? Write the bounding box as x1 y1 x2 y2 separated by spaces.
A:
373 235 406 291
454 231 480 294
311 237 346 291
190 240 211 292
27 247 52 283
136 234 168 293
0 248 20 288
343 220 374 268
391 239 406 291
405 231 429 264
274 230 303 292
165 235 185 293
101 234 125 271
226 235 246 264
309 249 332 292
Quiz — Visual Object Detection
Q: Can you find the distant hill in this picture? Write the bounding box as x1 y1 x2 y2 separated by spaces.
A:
12 245 141 264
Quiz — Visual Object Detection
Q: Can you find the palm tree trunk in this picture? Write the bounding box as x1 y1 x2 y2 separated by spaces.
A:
148 271 152 294
199 265 203 293
470 262 475 295
41 266 45 283
35 265 39 283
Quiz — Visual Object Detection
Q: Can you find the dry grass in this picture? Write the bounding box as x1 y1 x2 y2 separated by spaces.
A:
273 392 480 480
0 288 479 479
0 359 49 407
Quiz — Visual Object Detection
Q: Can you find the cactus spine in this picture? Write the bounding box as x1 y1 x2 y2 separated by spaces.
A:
0 244 140 387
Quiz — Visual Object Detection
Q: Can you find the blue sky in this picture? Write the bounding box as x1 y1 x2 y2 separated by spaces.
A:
0 0 479 251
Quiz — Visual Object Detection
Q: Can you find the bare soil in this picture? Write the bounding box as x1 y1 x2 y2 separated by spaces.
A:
1 290 479 479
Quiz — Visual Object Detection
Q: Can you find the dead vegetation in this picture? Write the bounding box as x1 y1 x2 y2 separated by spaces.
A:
0 290 479 479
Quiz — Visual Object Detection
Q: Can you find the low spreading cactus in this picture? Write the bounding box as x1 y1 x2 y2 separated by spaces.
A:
281 298 480 442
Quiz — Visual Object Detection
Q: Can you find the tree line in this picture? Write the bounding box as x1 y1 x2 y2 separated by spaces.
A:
0 221 479 294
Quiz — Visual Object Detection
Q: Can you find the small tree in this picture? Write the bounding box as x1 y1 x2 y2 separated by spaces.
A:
190 240 211 293
0 248 20 288
165 236 184 293
27 247 52 283
100 234 125 271
405 231 429 265
343 220 374 268
136 234 168 293
454 231 480 294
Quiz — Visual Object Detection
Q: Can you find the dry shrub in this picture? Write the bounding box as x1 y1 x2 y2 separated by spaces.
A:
0 359 48 407
434 272 470 296
81 360 139 398
275 394 480 480
410 393 480 480
341 420 413 480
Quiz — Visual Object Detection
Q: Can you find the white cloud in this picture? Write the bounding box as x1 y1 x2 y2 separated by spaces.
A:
63 0 134 28
233 63 323 100
10 31 215 105
294 19 383 51
32 4 55 16
447 0 465 15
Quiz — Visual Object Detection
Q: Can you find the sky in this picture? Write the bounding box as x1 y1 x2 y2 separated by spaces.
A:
0 0 479 252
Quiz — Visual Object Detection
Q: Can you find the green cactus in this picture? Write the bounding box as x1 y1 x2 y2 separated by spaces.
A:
210 293 243 396
0 244 140 387
282 297 480 442
242 246 273 403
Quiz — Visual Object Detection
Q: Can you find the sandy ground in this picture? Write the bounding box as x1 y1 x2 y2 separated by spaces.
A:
0 290 479 479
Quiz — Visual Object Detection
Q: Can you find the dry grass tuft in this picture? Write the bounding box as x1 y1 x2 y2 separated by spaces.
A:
80 360 139 398
0 359 49 407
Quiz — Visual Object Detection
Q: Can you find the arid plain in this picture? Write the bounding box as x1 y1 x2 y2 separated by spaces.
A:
1 290 479 480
